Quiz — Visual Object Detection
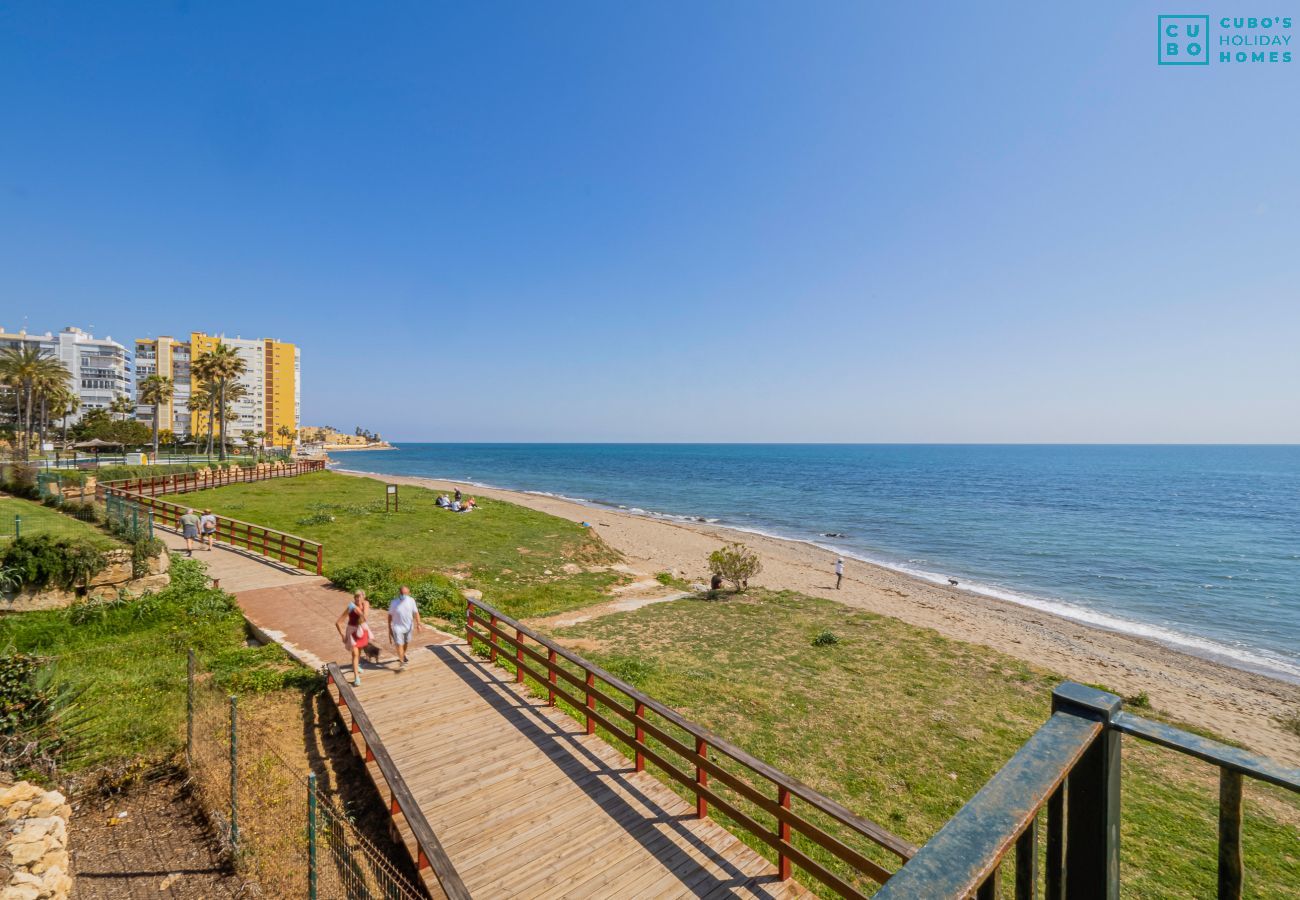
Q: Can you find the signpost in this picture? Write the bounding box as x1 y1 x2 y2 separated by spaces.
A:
386 483 398 512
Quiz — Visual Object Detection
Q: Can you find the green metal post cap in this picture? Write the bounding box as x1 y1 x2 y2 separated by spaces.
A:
1052 681 1123 722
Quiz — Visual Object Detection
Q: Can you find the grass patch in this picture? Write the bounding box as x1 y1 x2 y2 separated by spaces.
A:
181 471 623 618
0 555 316 778
0 495 123 550
550 590 1300 898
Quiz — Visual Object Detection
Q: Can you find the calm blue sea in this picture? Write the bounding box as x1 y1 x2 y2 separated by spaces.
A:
335 444 1300 681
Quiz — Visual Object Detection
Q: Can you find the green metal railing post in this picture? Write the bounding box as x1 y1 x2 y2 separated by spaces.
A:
186 649 195 769
13 515 19 540
1052 683 1122 900
229 694 239 847
307 773 318 900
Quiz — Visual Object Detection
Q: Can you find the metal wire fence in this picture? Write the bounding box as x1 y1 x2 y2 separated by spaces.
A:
186 650 428 900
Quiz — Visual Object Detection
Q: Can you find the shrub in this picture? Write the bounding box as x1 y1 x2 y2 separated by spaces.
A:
1125 691 1152 709
327 557 400 604
0 652 77 777
0 465 39 499
707 542 763 592
412 578 461 619
812 630 840 647
0 535 109 591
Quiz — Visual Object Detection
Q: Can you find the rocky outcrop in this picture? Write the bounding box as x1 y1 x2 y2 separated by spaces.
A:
1 547 170 612
0 782 72 899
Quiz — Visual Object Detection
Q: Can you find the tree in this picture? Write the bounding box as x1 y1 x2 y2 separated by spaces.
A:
276 424 296 449
0 346 71 460
48 388 79 449
707 542 763 592
138 374 175 457
71 408 151 446
108 394 135 421
198 343 247 461
190 353 219 456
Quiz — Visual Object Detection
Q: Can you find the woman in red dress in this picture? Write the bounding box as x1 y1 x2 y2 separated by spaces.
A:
335 590 371 685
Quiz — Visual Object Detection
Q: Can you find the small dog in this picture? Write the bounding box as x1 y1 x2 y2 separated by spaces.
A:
948 578 959 587
360 644 383 665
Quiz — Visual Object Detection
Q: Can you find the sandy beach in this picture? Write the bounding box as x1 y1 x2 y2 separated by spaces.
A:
340 467 1300 765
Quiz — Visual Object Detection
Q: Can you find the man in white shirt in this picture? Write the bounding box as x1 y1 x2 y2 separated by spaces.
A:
834 558 844 590
388 586 423 670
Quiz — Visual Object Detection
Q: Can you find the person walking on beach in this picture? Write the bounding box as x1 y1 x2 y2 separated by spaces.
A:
199 509 218 551
335 591 372 686
180 508 200 555
388 586 423 671
834 557 844 590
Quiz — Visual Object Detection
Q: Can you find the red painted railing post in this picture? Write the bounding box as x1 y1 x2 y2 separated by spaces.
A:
466 602 475 646
547 649 557 705
585 672 596 735
489 615 498 661
696 738 709 818
315 545 323 575
635 702 646 772
778 787 792 879
515 629 524 683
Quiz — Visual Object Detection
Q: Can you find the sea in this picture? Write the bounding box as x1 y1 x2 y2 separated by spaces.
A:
333 444 1300 683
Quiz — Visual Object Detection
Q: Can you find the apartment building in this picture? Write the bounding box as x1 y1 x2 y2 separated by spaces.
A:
134 332 300 447
0 325 131 421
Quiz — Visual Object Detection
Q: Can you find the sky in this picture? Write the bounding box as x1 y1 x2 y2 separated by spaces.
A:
1 2 1297 442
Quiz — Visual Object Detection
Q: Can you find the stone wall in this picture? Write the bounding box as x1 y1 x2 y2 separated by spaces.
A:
1 547 170 613
0 781 71 899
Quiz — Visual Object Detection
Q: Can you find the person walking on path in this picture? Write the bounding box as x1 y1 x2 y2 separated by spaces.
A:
199 509 218 551
834 557 844 590
335 591 372 685
388 586 423 671
180 508 201 556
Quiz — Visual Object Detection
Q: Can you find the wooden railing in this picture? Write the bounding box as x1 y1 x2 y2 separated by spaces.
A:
875 683 1300 899
106 489 324 574
95 459 325 501
466 598 917 897
325 663 470 900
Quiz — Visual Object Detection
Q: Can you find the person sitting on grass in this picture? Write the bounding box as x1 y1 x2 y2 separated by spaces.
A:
335 591 372 686
388 586 423 671
436 494 450 508
450 499 462 512
180 508 200 556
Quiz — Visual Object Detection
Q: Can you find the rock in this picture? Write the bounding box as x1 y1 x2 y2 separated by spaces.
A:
30 848 67 875
0 785 42 806
0 884 41 900
8 838 49 868
561 563 582 575
461 589 483 602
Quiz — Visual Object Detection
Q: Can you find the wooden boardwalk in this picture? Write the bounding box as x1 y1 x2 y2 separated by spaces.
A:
178 537 808 898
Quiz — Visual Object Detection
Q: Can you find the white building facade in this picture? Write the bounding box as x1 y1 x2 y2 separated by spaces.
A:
0 326 131 422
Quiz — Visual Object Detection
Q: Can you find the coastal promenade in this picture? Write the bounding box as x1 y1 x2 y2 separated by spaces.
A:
172 534 808 898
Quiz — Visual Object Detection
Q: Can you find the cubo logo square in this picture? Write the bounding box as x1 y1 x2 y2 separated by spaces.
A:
1159 15 1211 64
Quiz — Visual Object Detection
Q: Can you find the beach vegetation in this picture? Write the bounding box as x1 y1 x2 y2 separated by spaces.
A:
179 471 624 620
544 590 1300 898
707 541 763 591
1125 690 1152 709
812 628 839 646
0 556 313 776
0 535 109 592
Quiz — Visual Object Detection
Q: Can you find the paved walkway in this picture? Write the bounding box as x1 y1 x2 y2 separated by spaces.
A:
176 536 804 898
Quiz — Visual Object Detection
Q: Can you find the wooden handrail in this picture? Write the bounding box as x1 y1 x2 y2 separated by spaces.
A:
467 598 915 896
96 459 325 500
106 488 324 574
326 663 470 900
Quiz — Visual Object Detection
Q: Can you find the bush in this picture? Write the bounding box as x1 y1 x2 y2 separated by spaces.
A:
0 464 39 499
326 557 400 604
812 629 840 647
0 652 77 778
412 578 462 619
0 535 109 591
707 542 763 592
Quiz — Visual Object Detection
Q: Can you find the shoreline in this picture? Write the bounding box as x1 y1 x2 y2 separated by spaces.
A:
335 466 1300 763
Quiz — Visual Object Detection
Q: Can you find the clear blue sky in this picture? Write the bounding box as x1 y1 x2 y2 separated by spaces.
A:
2 2 1297 442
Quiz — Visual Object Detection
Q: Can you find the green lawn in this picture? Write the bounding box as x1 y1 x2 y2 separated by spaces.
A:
0 556 314 776
0 495 123 550
542 590 1300 898
180 471 623 618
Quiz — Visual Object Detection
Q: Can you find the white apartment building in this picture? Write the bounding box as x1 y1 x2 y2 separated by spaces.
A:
0 325 131 422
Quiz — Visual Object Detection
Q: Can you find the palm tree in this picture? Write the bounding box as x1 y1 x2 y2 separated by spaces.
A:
190 353 219 457
0 346 71 460
109 394 135 422
138 374 175 457
185 388 211 457
195 343 247 461
276 424 295 450
50 388 79 449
